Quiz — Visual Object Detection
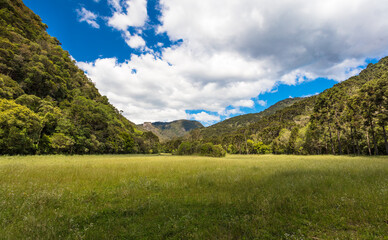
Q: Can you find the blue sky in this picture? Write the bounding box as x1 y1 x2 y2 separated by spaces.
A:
24 0 388 126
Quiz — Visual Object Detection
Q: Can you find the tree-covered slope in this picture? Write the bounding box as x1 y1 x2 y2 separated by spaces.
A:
196 97 303 139
178 57 388 155
0 0 159 154
139 120 203 142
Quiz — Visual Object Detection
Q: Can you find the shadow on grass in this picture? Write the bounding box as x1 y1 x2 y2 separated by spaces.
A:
65 168 388 239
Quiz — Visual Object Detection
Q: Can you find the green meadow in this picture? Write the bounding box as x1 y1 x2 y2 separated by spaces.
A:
0 155 387 239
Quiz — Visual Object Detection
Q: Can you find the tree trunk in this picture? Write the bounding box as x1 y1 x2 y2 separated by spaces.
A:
351 126 356 155
244 133 248 155
366 130 372 156
370 119 378 155
354 128 360 155
328 125 335 155
336 129 342 155
324 133 328 154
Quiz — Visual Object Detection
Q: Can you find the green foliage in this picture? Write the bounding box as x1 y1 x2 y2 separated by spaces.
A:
177 141 194 155
199 143 226 157
176 141 226 157
0 74 24 99
120 132 135 153
306 60 388 155
50 132 74 153
0 99 42 154
252 140 271 154
15 94 41 111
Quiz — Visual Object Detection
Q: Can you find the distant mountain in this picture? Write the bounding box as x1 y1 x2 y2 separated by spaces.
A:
197 97 303 139
138 120 203 142
0 0 159 154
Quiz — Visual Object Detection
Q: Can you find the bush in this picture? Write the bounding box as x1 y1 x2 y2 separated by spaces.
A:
200 143 214 155
211 144 226 157
177 141 226 157
177 142 193 155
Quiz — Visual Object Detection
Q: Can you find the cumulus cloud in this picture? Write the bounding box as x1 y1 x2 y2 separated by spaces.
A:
79 0 388 124
105 0 148 49
124 32 146 49
78 50 276 123
189 112 221 125
76 7 100 28
232 100 255 108
107 0 148 31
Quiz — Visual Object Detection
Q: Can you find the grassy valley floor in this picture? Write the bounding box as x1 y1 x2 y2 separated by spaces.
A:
0 154 387 239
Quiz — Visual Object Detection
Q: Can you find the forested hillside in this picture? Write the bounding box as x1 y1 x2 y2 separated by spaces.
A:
171 58 388 156
0 0 159 154
196 97 303 139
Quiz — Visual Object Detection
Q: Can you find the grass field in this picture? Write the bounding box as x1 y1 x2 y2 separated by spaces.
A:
0 154 387 239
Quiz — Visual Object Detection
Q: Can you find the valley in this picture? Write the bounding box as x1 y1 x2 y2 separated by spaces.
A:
1 154 387 239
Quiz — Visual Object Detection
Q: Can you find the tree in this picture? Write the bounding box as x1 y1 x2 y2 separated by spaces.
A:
50 133 74 154
0 99 42 154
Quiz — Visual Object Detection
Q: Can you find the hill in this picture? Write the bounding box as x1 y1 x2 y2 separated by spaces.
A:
138 120 203 142
179 58 388 155
197 97 303 138
0 0 159 154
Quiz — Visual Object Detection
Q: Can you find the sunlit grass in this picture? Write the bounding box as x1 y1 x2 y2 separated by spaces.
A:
0 154 387 239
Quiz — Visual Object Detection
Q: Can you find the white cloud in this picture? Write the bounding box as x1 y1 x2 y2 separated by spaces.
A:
79 0 388 124
107 0 148 31
124 32 146 49
232 100 255 108
219 108 242 117
189 112 221 125
108 0 122 12
78 50 276 123
76 7 100 28
257 100 267 107
158 0 388 81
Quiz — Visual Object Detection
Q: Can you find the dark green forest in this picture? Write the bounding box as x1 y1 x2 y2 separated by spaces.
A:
166 58 388 156
0 0 159 155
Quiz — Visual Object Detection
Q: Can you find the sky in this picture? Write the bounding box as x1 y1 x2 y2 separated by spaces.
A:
24 0 388 126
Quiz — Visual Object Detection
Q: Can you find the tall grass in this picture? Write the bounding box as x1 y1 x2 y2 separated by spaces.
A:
0 154 387 239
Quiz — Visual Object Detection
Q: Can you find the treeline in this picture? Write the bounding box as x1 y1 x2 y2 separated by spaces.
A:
166 58 388 156
0 0 159 155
